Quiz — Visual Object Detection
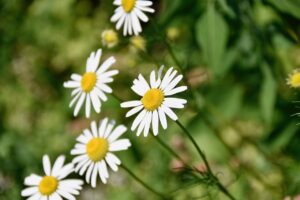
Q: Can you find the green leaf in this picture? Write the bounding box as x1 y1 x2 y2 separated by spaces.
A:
259 64 277 124
195 3 229 76
268 0 300 19
270 122 298 153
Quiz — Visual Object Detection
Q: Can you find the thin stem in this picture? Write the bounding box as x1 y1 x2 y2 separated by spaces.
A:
175 120 212 174
149 18 184 73
121 164 169 200
175 120 235 200
150 133 187 166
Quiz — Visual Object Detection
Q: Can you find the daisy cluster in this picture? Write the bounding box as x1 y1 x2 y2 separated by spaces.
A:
21 1 188 199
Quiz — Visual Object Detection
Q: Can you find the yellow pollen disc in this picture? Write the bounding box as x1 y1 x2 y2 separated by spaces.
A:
290 73 300 88
141 89 164 111
86 138 109 162
38 176 58 196
122 0 136 12
81 72 97 93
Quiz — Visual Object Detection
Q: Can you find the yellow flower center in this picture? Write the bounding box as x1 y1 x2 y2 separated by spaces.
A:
38 176 58 196
121 0 136 12
81 72 97 92
141 89 164 111
86 138 109 162
290 73 300 87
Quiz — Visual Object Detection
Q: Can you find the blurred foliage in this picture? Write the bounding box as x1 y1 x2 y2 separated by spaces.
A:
1 0 300 199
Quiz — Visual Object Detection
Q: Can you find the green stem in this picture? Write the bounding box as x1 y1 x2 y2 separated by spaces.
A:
175 120 235 200
150 133 187 166
121 164 170 200
175 120 212 174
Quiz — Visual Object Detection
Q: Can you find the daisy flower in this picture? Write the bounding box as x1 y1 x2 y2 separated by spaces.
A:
21 155 83 200
121 67 187 137
287 68 300 88
71 119 131 187
111 0 155 36
64 49 118 118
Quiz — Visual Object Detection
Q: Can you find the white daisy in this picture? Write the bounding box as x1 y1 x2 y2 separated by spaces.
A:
21 155 83 200
71 119 131 187
64 49 118 118
121 67 187 137
111 0 155 36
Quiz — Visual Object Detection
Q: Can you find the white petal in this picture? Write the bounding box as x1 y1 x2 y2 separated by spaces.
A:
79 160 92 175
71 74 82 81
69 91 81 108
105 153 121 171
160 69 177 90
91 121 98 137
64 81 80 88
143 111 152 137
99 118 108 137
85 162 95 184
164 86 188 96
137 74 150 90
57 189 76 200
136 112 149 136
123 15 129 36
100 70 119 79
71 87 81 97
104 121 114 138
161 105 178 121
136 4 155 13
98 162 108 184
131 109 147 131
116 14 126 30
96 83 112 93
75 158 89 172
136 0 153 6
152 110 159 136
158 107 167 129
90 91 101 113
93 87 108 102
163 97 187 109
27 193 42 200
52 155 65 177
109 139 131 151
97 57 116 74
24 174 42 186
111 8 123 22
91 163 98 188
50 192 63 200
83 129 93 139
121 100 142 108
85 94 91 118
134 8 149 22
57 163 74 180
76 134 90 144
21 187 38 197
43 155 51 176
126 105 144 117
108 125 127 142
74 93 86 116
163 75 183 93
150 71 157 88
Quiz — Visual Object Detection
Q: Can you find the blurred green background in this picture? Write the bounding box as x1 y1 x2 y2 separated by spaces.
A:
1 0 300 199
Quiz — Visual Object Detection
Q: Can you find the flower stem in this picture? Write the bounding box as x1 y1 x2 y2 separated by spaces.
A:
175 120 212 174
150 133 187 166
121 164 170 200
175 120 235 200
